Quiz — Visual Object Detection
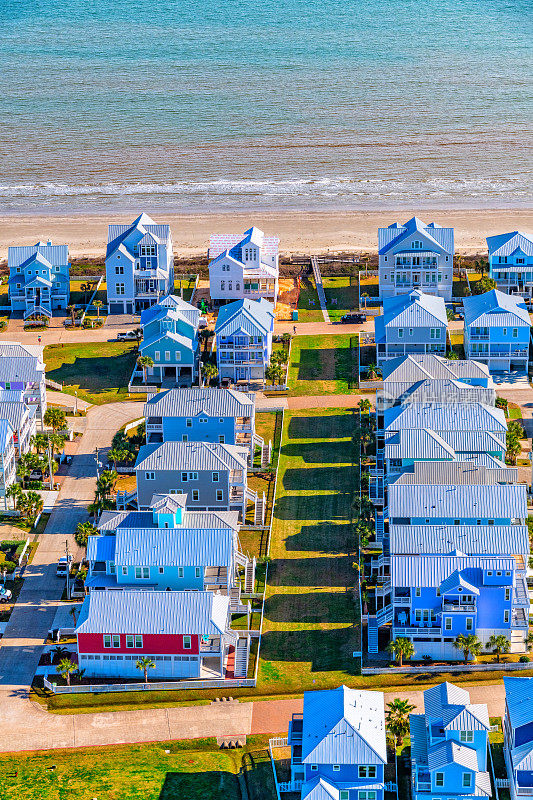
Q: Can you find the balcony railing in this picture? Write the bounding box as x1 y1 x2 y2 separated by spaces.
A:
441 603 477 612
393 596 411 606
394 625 440 636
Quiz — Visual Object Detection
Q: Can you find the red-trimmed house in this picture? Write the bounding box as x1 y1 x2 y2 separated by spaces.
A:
75 589 237 680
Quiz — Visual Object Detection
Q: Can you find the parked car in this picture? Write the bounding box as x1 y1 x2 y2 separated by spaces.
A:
0 586 12 603
56 556 73 577
220 377 231 388
198 317 208 330
117 330 138 341
29 469 43 481
340 313 366 324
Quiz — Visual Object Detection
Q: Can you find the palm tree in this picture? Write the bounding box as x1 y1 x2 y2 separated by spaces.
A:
48 432 67 458
526 631 533 651
137 355 154 384
201 362 219 386
366 363 379 380
446 350 459 360
66 304 77 326
69 606 79 627
96 470 117 502
361 292 370 310
360 430 373 455
506 430 522 465
486 634 510 663
386 698 416 747
107 447 128 470
23 491 43 525
386 637 415 667
44 407 66 433
31 433 49 454
136 656 156 684
16 453 37 489
453 633 482 664
265 362 285 386
132 328 143 351
199 328 214 353
5 482 23 512
93 299 103 318
56 657 77 686
75 520 98 547
52 645 70 662
357 398 371 415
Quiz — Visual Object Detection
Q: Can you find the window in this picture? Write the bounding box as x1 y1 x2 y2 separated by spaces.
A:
188 472 198 480
504 609 510 623
115 265 124 275
487 570 493 576
503 328 507 336
444 617 452 631
126 635 134 648
116 283 125 295
340 793 349 800
454 519 460 526
415 587 421 597
462 773 472 789
112 634 120 648
505 587 511 601
513 328 518 337
182 434 188 442
216 489 223 501
409 328 413 336
181 472 188 482
358 766 377 779
135 634 142 648
398 328 404 338
145 471 155 480
465 618 473 632
199 417 207 423
164 351 170 361
154 351 160 361
359 794 376 800
186 418 192 427
159 566 164 575
310 765 318 771
135 567 149 579
412 240 423 249
212 472 219 482
103 634 112 648
178 567 184 578
221 281 225 290
109 562 116 574
219 435 225 443
183 635 191 649
195 567 201 578
430 328 441 339
435 773 444 787
333 765 340 771
460 731 474 743
192 489 199 501
122 566 128 576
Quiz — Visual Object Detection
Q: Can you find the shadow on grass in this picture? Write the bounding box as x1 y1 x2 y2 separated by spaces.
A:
281 440 356 465
287 414 356 441
264 590 354 623
159 771 241 800
47 351 137 393
282 466 356 491
295 347 356 384
260 627 360 674
284 522 353 553
274 493 351 521
267 555 354 588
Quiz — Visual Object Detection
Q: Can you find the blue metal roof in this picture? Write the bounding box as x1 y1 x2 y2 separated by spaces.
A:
114 527 233 568
388 483 525 519
215 298 274 336
389 524 528 556
487 231 533 258
392 554 515 588
383 402 506 433
463 289 531 326
8 242 69 268
504 678 533 728
87 535 116 562
380 290 448 327
135 441 248 472
378 216 454 256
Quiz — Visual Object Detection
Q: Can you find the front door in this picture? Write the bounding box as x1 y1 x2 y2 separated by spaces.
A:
236 367 247 381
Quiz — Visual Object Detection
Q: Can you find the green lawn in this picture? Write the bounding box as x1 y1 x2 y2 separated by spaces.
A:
174 276 197 302
288 334 358 395
258 409 361 694
0 737 276 800
69 278 101 306
323 276 358 322
296 276 323 322
44 342 139 404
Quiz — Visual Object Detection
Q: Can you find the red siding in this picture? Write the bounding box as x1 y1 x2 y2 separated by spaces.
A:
77 632 200 655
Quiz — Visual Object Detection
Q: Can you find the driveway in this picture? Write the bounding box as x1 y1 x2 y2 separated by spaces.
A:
491 371 530 389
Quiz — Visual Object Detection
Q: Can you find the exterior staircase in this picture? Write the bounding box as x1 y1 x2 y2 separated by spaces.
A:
367 616 379 654
234 637 249 678
116 489 138 510
254 492 266 526
244 557 256 594
24 305 52 320
261 440 272 468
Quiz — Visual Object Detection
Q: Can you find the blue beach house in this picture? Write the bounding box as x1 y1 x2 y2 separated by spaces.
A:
410 682 491 799
487 231 533 299
105 213 174 314
503 677 533 799
463 290 530 373
287 685 387 800
136 296 200 386
378 217 454 300
215 298 274 383
8 240 70 320
375 289 448 365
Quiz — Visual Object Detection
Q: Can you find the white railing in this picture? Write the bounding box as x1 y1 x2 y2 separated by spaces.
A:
43 675 256 694
496 778 511 789
128 383 159 393
363 661 533 676
269 737 288 748
278 780 303 793
45 378 63 391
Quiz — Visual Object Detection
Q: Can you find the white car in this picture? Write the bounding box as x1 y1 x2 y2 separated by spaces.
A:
117 330 138 341
0 586 12 603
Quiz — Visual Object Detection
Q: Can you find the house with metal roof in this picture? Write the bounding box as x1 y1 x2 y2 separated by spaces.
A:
463 289 531 372
143 387 264 464
0 394 37 456
75 589 240 680
215 298 275 383
378 217 454 300
134 296 200 386
0 419 16 509
105 212 173 315
487 231 533 298
0 342 46 430
410 682 491 798
8 240 70 320
375 290 448 364
503 677 533 799
286 685 387 800
208 227 279 305
133 440 256 522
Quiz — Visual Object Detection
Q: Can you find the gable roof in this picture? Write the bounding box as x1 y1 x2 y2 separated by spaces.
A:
135 440 248 472
144 387 254 419
380 290 448 327
140 295 199 328
301 686 387 765
215 298 274 336
392 555 515 589
383 402 506 433
98 507 240 532
209 227 279 263
389 524 528 556
112 526 233 568
423 682 490 731
439 569 480 596
428 739 479 771
463 289 531 326
388 482 526 519
504 677 533 728
390 460 515 486
382 354 491 383
76 589 229 636
378 216 454 256
106 213 171 259
8 242 68 269
487 231 533 258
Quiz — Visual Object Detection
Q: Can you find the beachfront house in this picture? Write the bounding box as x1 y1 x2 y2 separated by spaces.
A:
105 212 173 314
133 440 254 521
75 589 240 680
487 231 533 298
378 216 454 300
208 227 279 305
375 290 447 365
0 343 47 430
215 298 274 384
503 677 533 799
135 296 200 386
8 240 70 320
0 419 16 509
287 685 387 799
410 682 491 799
463 289 530 373
143 387 264 464
0 391 37 456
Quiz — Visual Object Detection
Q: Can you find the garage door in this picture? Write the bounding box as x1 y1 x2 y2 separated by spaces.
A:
109 302 124 314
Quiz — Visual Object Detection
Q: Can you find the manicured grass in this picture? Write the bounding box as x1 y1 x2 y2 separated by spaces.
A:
323 276 358 322
288 334 358 395
69 278 100 306
0 736 276 800
296 276 323 322
44 342 138 405
259 408 361 694
174 276 197 301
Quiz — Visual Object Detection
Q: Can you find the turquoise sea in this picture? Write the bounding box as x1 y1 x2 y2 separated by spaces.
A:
0 0 531 212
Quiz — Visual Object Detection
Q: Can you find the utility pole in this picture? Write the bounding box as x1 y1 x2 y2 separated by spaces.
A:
65 539 70 600
74 390 78 416
47 436 54 491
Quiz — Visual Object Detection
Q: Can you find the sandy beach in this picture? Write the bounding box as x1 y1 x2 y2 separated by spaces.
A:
0 209 531 260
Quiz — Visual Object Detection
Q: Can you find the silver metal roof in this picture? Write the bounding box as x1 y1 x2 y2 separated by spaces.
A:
145 387 254 419
389 525 528 555
388 483 526 519
135 441 248 472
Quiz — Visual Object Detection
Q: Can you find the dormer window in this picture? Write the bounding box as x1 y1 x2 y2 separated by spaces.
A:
460 730 474 743
412 240 423 249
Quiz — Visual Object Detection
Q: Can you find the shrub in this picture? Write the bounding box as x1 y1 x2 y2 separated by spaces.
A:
520 656 530 663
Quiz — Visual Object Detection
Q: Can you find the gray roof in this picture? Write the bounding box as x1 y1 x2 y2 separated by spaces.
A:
135 441 248 472
0 342 44 384
383 402 506 433
114 527 233 568
384 428 506 460
145 387 254 419
388 483 526 519
391 460 516 486
76 589 229 636
98 508 240 532
389 524 528 555
392 554 515 588
382 354 491 383
0 401 30 431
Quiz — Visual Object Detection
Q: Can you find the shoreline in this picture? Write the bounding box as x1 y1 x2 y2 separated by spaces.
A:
0 208 531 258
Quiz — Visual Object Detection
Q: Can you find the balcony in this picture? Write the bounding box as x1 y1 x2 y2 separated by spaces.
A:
393 596 411 606
199 638 222 654
394 625 441 636
441 603 477 613
470 334 490 340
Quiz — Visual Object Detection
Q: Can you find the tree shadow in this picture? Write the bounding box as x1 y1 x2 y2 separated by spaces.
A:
47 351 137 393
159 770 240 800
274 493 350 521
295 347 356 384
281 441 354 465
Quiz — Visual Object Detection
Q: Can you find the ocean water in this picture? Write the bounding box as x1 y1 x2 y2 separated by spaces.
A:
0 0 531 213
